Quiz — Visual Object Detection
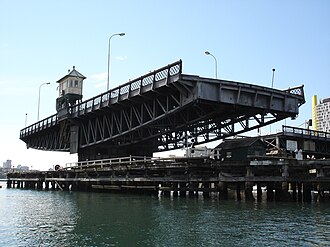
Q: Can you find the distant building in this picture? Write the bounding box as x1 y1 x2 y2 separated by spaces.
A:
312 95 330 132
16 165 29 171
3 159 12 169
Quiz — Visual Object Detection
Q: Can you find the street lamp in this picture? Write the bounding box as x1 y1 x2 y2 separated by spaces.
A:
37 82 50 121
271 68 275 88
107 32 125 91
270 68 276 133
205 51 218 79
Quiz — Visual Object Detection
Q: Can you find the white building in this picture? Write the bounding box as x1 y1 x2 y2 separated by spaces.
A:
314 97 330 132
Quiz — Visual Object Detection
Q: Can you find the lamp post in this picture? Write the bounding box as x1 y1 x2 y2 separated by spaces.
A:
107 32 125 91
270 68 276 133
37 82 50 121
271 68 275 88
205 51 218 79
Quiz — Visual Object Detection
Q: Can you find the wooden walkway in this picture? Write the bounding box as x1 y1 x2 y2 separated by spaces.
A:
6 156 330 202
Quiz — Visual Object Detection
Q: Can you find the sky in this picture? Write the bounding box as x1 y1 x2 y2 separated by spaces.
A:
0 0 329 170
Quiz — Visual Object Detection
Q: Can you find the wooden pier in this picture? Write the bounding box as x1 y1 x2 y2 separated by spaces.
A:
6 156 330 202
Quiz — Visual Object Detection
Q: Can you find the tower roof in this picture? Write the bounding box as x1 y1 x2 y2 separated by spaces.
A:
57 66 86 83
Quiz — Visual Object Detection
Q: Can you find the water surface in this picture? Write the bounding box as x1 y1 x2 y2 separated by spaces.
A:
1 181 329 246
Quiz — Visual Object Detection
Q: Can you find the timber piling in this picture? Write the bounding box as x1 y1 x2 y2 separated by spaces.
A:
6 156 330 202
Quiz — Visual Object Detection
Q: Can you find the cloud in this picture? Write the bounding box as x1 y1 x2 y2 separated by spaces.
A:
95 81 106 88
90 72 107 81
115 55 127 61
90 72 107 89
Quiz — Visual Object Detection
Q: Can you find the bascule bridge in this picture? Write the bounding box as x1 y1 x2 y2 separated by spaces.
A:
20 60 305 161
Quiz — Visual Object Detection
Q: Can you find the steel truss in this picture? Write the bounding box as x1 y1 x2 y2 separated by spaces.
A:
20 60 306 158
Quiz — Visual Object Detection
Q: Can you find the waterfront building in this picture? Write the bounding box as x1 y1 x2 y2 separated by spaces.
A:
215 137 266 161
312 95 330 132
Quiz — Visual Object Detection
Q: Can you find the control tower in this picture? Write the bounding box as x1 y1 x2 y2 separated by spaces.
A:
56 66 86 120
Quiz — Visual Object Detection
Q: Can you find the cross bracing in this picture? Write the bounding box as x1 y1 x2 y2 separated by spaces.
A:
20 60 305 160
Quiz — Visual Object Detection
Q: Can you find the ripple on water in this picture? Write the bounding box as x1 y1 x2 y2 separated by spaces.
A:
1 184 330 246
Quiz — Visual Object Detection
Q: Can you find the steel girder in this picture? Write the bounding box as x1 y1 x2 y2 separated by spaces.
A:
23 120 71 151
20 60 306 157
79 84 186 149
77 80 304 154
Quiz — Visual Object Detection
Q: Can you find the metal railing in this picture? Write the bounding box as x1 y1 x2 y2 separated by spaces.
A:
63 156 177 170
20 114 57 138
19 60 182 138
283 125 330 140
71 60 182 116
284 85 305 106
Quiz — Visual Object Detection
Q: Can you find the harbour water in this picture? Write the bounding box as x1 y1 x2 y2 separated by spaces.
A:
0 181 329 247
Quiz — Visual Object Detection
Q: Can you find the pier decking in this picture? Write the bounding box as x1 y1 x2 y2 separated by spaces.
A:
7 156 330 202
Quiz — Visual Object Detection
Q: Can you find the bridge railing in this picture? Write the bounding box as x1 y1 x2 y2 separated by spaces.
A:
19 60 182 138
63 156 176 170
71 60 182 116
20 114 57 138
283 85 305 106
283 125 330 140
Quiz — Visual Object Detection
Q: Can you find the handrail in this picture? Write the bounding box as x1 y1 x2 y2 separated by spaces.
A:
20 114 58 138
70 60 182 116
284 85 305 105
282 125 330 140
19 60 182 137
63 156 177 170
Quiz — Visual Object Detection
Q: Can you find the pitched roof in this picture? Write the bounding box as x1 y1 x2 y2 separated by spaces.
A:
57 66 86 83
216 137 264 150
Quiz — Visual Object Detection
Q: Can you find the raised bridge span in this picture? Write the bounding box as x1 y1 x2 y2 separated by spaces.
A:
20 60 305 161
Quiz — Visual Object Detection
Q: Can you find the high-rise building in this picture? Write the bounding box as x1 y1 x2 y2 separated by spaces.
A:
3 159 12 169
312 95 330 132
